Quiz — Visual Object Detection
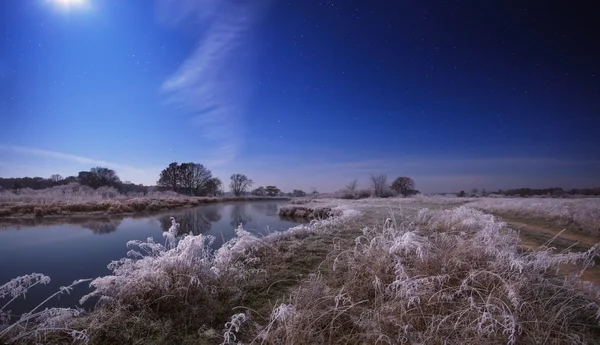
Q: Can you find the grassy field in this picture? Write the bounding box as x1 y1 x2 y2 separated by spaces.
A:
0 184 290 218
2 196 600 344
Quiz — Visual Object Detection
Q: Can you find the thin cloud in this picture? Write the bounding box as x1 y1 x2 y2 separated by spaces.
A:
0 145 152 176
158 0 270 167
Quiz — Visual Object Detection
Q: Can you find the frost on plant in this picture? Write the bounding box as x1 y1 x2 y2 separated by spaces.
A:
258 205 600 344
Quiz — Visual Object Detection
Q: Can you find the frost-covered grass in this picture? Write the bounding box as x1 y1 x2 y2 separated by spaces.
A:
258 206 600 344
2 198 600 344
0 183 289 218
466 197 600 235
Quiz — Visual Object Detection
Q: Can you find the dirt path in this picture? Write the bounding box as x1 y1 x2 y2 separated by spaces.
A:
494 214 600 286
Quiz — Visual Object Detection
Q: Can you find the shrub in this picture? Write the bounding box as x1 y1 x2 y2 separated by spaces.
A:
259 206 600 344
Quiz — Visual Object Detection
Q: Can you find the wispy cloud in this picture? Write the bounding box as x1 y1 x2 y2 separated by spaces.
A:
0 145 158 184
158 0 270 167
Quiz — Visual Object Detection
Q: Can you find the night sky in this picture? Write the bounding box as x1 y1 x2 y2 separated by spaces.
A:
0 0 598 193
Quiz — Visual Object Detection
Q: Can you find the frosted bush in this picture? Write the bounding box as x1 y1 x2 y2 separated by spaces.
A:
466 197 600 234
258 206 600 344
1 274 90 344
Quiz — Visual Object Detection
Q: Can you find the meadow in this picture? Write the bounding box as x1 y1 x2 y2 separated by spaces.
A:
0 183 289 218
2 196 600 344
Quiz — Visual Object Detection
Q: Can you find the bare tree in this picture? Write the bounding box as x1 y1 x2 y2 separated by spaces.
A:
157 162 212 196
50 174 63 183
230 174 253 197
206 177 223 197
345 179 358 191
370 174 388 198
252 186 266 196
391 176 415 197
265 185 281 197
188 163 212 195
157 162 181 192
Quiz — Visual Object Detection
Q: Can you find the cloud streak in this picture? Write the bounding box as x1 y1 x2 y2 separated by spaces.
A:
158 0 270 167
0 145 157 184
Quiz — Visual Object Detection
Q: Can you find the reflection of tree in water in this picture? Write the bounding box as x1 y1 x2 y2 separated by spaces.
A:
158 208 221 236
80 218 122 234
230 203 253 228
250 203 279 216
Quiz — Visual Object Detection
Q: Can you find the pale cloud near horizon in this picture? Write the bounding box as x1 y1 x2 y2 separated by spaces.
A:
157 0 270 168
0 145 159 185
1 144 598 193
227 154 600 193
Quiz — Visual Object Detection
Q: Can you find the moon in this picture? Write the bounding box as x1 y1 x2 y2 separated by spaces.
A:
49 0 87 11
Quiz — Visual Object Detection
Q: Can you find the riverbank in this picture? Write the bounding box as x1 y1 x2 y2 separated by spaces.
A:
0 196 291 219
3 197 600 344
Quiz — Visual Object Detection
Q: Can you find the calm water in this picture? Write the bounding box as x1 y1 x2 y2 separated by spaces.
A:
0 201 301 315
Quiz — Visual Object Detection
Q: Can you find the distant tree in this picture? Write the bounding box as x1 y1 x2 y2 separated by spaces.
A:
157 162 213 196
264 185 281 197
157 162 181 193
12 181 23 194
179 162 213 196
391 176 416 197
77 171 98 188
50 174 63 183
346 179 358 191
481 188 488 197
63 176 77 184
230 174 253 197
90 167 121 188
471 188 479 197
370 174 388 198
252 186 266 196
292 189 306 197
457 190 466 197
206 177 223 197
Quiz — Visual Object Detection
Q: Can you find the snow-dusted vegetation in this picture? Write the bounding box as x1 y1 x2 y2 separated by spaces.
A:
2 198 600 344
466 197 600 235
0 183 288 218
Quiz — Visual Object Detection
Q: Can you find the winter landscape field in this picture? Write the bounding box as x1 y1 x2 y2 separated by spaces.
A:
2 0 599 343
2 196 600 344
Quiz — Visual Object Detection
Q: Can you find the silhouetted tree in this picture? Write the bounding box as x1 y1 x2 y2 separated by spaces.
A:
206 177 223 197
50 174 63 182
391 176 416 197
265 185 281 197
346 179 358 191
292 189 306 197
252 186 266 196
91 167 121 188
457 190 466 197
157 162 181 193
179 162 213 196
230 174 253 196
370 174 388 198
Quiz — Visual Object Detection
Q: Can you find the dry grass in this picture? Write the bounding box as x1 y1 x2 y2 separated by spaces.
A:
466 197 600 236
257 206 600 344
0 184 289 218
3 197 600 344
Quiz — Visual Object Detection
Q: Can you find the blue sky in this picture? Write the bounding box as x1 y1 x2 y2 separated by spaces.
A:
0 0 599 193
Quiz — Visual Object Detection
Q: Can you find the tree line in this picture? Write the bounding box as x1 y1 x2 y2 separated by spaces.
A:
0 169 147 195
457 187 600 197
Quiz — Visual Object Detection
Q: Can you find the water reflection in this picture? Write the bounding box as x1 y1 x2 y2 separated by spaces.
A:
158 207 222 236
80 219 123 234
230 203 253 228
0 217 123 235
0 201 304 315
251 202 279 216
